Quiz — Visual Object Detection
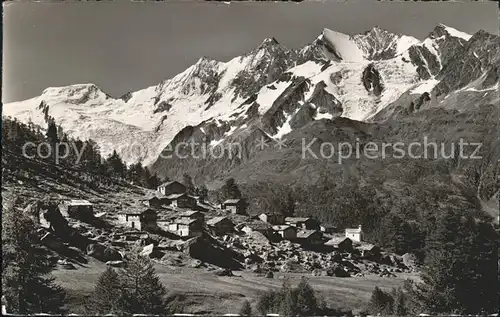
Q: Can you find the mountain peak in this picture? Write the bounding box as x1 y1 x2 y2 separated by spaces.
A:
42 83 100 96
195 56 219 65
260 37 279 46
256 37 282 51
364 25 391 36
431 24 472 41
40 83 109 104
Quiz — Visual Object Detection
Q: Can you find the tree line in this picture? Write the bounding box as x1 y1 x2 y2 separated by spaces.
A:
367 208 499 315
2 116 162 189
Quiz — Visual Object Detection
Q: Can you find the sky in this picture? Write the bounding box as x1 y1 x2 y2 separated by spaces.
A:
3 0 499 103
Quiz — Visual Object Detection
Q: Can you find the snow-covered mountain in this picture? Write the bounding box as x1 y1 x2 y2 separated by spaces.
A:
4 24 498 166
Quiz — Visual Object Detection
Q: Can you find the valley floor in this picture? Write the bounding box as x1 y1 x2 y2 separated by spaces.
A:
52 257 419 315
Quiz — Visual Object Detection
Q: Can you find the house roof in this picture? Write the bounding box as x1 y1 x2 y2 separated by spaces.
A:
223 198 242 204
173 218 199 225
157 217 173 223
297 230 321 239
69 200 92 206
158 181 184 188
272 225 295 231
325 237 352 246
345 225 363 233
196 202 214 211
321 224 337 229
260 212 283 217
285 217 311 223
345 228 362 234
244 222 272 231
357 243 379 251
180 210 202 217
207 216 232 226
165 193 186 200
120 208 157 215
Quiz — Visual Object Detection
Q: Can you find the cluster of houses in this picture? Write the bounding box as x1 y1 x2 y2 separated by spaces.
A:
45 180 379 257
117 181 245 238
251 214 377 255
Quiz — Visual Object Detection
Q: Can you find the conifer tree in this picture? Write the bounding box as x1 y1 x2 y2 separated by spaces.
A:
418 209 466 314
393 288 408 316
120 254 169 315
238 299 252 316
46 119 59 145
278 280 297 317
85 267 123 315
2 199 66 314
196 185 209 201
256 290 278 315
368 286 393 315
106 150 126 178
182 173 195 195
295 277 318 316
221 178 242 201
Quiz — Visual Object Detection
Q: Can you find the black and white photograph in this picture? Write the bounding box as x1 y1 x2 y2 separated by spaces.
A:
1 0 499 315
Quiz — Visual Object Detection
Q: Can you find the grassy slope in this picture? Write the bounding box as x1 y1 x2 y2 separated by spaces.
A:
52 257 418 315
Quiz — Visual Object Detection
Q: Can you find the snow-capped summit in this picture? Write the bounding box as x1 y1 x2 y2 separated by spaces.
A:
352 26 419 60
4 24 496 167
320 28 366 62
41 83 110 105
257 37 281 49
435 23 472 41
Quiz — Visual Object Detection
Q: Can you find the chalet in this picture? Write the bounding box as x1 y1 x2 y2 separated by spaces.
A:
325 237 353 252
240 222 274 237
179 210 205 223
156 218 172 232
195 202 213 213
259 213 285 225
144 196 170 208
167 218 203 238
272 225 297 240
118 209 157 231
357 243 381 258
296 230 323 245
65 200 93 219
157 181 186 196
285 217 320 230
345 225 363 242
165 193 197 209
320 225 338 234
222 198 246 214
207 217 235 235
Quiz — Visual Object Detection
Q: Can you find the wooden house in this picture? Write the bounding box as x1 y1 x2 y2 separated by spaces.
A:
357 243 381 258
222 198 246 214
325 237 353 252
240 222 274 237
272 225 297 240
167 218 203 238
179 210 205 223
119 209 157 231
296 230 323 245
259 213 285 225
166 193 197 209
207 217 235 235
144 196 171 208
157 181 186 196
320 225 338 234
285 217 320 230
65 200 93 219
